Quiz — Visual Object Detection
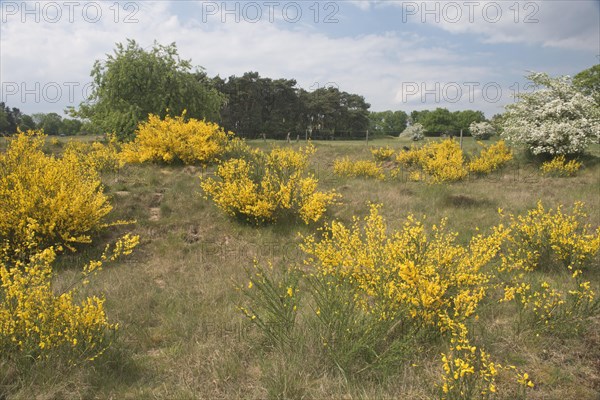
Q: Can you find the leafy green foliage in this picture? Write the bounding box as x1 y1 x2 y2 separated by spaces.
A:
72 39 225 140
573 64 600 105
215 73 370 139
369 110 408 136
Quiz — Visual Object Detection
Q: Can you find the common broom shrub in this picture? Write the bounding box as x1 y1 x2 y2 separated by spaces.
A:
121 113 234 165
370 146 395 161
0 234 139 364
63 134 124 173
395 139 468 183
201 145 339 224
540 155 582 177
468 141 513 175
333 157 385 180
0 130 114 257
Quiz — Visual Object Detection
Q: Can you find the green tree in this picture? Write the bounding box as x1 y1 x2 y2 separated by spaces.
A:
215 72 302 138
33 113 63 136
301 87 370 139
573 64 600 105
62 118 83 136
490 113 505 135
453 110 485 135
72 39 225 140
0 103 23 134
369 110 408 136
419 108 454 136
0 108 9 134
410 110 430 125
18 114 36 131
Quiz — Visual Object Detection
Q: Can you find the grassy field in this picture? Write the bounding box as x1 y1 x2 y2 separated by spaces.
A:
3 135 600 399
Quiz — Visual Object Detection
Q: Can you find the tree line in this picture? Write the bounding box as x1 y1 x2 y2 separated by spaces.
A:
2 40 597 140
0 104 86 137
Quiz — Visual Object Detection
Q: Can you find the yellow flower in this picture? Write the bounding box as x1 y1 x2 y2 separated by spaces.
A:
333 157 385 180
0 130 115 256
540 155 581 177
121 113 235 165
468 140 513 175
201 145 339 224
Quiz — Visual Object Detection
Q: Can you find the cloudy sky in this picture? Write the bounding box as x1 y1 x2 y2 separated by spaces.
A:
1 0 598 117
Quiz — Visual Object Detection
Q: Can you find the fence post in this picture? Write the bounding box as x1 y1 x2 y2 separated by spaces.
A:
366 130 369 146
460 129 463 149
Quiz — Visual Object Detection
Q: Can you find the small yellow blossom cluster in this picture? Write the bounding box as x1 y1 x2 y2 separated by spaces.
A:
500 277 597 332
440 322 532 399
496 202 599 331
0 234 139 362
540 155 582 177
468 141 513 175
121 112 234 165
499 201 599 273
202 144 339 224
63 134 124 173
333 157 386 180
0 130 113 256
395 139 468 183
370 146 395 161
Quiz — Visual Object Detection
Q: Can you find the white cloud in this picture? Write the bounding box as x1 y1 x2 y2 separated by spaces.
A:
384 1 600 52
1 0 593 118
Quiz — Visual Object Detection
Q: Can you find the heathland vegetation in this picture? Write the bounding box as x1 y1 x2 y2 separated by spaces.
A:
1 41 599 399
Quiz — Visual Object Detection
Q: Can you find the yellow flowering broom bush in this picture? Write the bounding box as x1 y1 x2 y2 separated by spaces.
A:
238 261 301 347
371 146 395 161
468 141 513 175
498 201 600 273
540 155 582 177
394 139 514 182
493 202 600 333
301 204 504 330
0 234 138 363
201 145 339 224
63 134 123 173
299 204 535 393
498 278 598 333
395 139 468 183
333 157 385 180
240 204 537 391
0 131 114 256
121 113 234 165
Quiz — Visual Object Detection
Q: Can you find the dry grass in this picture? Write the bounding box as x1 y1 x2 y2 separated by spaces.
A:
2 135 599 399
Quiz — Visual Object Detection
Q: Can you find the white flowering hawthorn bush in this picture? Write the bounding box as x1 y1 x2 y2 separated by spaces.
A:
470 121 495 140
401 123 425 141
502 72 600 155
